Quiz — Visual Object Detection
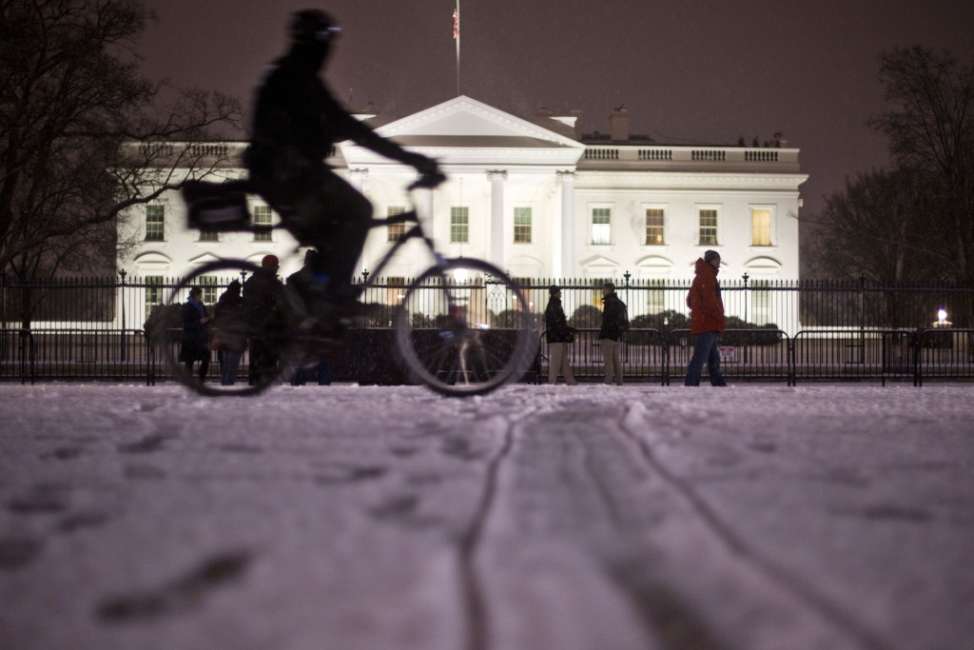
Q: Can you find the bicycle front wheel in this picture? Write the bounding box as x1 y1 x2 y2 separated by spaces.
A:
161 259 289 397
394 258 538 397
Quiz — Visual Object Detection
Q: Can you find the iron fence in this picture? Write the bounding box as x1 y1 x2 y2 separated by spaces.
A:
2 273 974 385
4 273 974 334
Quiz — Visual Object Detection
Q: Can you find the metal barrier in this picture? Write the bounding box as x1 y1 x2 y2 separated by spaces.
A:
4 325 974 386
666 328 791 385
915 328 974 386
538 328 665 383
792 329 918 385
20 329 147 382
0 329 34 384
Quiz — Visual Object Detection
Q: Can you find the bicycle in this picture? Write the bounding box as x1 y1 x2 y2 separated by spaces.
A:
161 174 538 397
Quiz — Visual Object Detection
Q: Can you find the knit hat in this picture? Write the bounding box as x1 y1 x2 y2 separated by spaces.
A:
703 250 721 264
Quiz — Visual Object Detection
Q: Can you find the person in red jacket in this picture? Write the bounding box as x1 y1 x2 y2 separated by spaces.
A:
685 250 728 386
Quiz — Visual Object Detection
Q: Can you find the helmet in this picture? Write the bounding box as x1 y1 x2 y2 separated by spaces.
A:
261 254 280 269
290 9 341 45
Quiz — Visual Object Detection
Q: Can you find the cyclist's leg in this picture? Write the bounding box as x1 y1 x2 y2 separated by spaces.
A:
290 170 372 301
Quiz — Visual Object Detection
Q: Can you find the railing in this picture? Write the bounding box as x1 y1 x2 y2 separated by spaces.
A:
0 329 34 384
3 325 974 386
915 328 974 386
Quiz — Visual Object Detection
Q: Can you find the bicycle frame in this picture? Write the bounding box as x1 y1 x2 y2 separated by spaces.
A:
354 192 445 295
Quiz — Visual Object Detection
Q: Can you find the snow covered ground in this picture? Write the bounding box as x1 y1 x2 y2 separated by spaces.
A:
0 383 972 650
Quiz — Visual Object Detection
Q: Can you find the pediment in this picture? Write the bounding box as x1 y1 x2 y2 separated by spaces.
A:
744 256 782 274
132 251 172 270
188 253 221 266
376 96 582 149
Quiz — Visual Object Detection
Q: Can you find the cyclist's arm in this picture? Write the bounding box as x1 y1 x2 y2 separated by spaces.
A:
323 93 433 170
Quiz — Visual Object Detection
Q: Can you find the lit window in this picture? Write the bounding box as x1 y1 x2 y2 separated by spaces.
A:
514 207 532 244
591 208 611 245
253 205 273 242
751 208 772 246
145 205 164 241
647 283 665 314
645 208 664 245
450 207 469 244
387 206 406 242
144 276 164 320
698 209 718 246
199 276 219 305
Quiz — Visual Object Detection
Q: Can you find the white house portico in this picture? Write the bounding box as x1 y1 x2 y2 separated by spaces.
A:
120 94 807 290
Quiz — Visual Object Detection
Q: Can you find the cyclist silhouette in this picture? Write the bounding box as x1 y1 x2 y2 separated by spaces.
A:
245 9 440 309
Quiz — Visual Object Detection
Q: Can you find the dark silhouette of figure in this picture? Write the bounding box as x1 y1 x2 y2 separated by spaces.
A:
287 249 333 385
245 9 440 306
685 250 728 386
212 280 245 385
544 285 577 385
598 282 629 385
179 286 210 381
244 255 285 384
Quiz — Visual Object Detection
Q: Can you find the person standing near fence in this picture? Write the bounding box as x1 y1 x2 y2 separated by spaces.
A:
212 281 245 385
599 281 628 385
179 286 211 381
544 285 577 385
244 255 285 385
685 250 728 386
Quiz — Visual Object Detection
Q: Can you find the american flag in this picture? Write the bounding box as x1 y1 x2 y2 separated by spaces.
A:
452 7 459 40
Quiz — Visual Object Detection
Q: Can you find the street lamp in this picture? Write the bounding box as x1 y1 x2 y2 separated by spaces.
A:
934 307 952 328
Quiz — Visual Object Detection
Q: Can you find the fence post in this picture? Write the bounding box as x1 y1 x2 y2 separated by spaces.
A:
787 338 796 386
742 272 750 365
119 269 128 363
912 329 920 387
858 275 866 365
662 330 670 385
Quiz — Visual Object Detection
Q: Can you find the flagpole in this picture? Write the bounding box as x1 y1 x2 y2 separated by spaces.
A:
454 0 461 96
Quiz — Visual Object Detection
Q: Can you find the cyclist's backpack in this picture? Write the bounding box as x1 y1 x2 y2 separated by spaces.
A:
182 180 253 232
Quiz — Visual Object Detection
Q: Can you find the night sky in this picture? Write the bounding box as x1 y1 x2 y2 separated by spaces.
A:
139 0 974 236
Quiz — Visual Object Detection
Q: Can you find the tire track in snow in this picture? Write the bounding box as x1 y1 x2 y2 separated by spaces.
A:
619 402 893 650
454 413 517 650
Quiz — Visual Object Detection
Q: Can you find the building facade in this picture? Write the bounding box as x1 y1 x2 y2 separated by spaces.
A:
120 95 807 320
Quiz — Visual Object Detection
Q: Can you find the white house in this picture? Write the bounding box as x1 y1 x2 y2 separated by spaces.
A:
119 95 807 323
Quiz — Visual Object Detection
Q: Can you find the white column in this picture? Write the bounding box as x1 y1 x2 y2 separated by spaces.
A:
487 170 507 267
559 170 575 277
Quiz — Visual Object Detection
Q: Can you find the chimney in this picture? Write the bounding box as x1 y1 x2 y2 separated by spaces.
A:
609 105 630 142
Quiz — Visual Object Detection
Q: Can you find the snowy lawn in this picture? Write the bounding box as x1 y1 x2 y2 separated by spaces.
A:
0 383 972 650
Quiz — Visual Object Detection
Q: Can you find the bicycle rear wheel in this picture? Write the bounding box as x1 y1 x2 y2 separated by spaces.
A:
162 259 290 397
394 258 538 397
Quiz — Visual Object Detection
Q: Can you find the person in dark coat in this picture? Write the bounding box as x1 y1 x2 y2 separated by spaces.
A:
179 286 210 381
598 281 629 385
245 9 440 306
244 255 285 384
685 249 728 386
544 285 577 385
286 249 332 385
212 280 245 385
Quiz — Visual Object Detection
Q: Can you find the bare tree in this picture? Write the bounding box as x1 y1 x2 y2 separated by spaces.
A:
0 0 242 294
811 168 947 284
869 46 974 285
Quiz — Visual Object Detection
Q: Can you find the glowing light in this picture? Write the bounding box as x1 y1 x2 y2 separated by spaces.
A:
937 308 948 324
452 269 468 283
